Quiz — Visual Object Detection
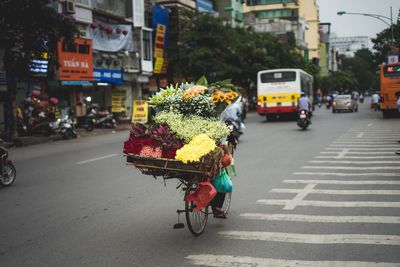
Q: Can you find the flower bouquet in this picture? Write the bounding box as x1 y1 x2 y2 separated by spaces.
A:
124 77 240 180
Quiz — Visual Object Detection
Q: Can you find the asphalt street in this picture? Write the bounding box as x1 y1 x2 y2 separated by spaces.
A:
1 99 400 267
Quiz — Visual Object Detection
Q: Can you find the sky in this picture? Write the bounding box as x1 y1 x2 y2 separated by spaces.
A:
317 0 399 39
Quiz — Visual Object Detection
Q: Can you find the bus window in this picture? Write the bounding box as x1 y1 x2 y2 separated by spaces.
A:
260 71 296 83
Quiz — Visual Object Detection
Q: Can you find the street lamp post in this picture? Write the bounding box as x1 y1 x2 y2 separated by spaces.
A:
337 7 395 43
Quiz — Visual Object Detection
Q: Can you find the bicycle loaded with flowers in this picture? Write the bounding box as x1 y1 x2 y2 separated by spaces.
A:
123 77 240 235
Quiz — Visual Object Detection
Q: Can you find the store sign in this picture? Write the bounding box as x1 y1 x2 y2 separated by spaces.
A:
93 68 123 84
58 38 94 81
132 100 148 123
30 53 49 75
111 89 127 112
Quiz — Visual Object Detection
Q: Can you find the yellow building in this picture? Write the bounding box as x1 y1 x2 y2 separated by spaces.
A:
243 0 320 62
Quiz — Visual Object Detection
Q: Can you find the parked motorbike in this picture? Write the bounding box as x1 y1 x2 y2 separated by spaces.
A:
0 146 16 187
297 110 311 130
50 115 77 139
17 112 52 136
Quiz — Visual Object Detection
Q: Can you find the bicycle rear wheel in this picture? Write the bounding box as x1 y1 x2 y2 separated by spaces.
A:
185 184 209 236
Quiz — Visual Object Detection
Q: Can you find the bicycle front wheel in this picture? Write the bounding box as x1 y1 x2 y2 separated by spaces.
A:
222 192 232 215
185 185 209 236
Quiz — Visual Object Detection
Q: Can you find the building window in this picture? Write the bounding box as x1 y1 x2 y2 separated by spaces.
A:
247 0 294 6
255 8 292 19
142 30 152 61
75 0 91 6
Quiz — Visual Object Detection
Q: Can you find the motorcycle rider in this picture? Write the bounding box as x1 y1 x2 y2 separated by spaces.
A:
298 91 312 116
220 98 244 134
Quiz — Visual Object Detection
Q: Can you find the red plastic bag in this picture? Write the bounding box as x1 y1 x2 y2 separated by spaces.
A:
186 182 217 212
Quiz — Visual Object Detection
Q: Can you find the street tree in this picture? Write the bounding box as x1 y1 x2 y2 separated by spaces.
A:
167 11 307 94
0 0 78 140
341 48 378 92
372 16 400 64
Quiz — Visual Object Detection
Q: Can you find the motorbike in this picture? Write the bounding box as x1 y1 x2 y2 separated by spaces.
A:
225 119 243 148
17 111 52 136
297 110 311 130
0 146 16 187
76 106 116 131
50 115 77 139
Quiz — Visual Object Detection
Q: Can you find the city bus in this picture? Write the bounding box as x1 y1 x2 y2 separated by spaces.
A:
257 68 314 120
380 63 400 118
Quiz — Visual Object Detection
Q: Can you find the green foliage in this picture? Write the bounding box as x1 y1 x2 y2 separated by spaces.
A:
0 0 79 76
341 48 378 91
321 71 358 93
372 20 400 64
148 84 183 107
167 10 308 93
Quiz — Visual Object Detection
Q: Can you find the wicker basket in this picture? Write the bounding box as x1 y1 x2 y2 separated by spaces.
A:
126 154 220 180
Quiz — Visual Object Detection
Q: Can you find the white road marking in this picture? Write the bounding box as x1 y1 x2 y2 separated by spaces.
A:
185 254 400 267
282 184 317 210
336 148 349 158
302 166 400 170
367 123 373 127
271 188 400 195
240 213 400 224
326 147 398 151
338 138 400 141
257 199 400 208
293 172 400 177
357 132 364 138
320 151 396 155
76 154 118 165
315 156 400 159
285 179 400 185
329 144 399 147
334 141 397 144
309 160 400 164
218 231 400 245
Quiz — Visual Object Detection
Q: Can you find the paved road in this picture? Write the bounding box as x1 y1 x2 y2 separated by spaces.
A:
1 101 400 267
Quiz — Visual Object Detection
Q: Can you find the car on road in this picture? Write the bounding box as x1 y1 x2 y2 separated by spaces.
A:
332 94 358 113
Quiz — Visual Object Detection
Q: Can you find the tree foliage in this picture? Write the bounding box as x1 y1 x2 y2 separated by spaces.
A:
372 17 400 64
341 48 378 91
167 10 309 92
0 0 79 76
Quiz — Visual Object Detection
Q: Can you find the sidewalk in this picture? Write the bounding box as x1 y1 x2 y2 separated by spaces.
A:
12 123 131 147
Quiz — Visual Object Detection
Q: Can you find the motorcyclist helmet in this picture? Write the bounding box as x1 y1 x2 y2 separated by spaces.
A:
300 91 306 97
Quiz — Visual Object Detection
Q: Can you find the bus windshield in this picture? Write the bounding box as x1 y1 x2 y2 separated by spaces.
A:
260 71 296 83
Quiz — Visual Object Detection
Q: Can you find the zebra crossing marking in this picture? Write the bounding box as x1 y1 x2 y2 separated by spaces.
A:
186 254 400 267
240 213 400 224
293 172 400 176
218 231 400 245
284 179 400 185
257 199 400 208
302 166 400 170
309 160 400 164
270 188 400 195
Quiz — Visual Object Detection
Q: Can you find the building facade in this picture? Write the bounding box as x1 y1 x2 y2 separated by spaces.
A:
215 0 244 28
243 0 320 62
330 36 370 58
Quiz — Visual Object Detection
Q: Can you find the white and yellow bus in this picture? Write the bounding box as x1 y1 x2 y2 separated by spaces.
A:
257 68 314 119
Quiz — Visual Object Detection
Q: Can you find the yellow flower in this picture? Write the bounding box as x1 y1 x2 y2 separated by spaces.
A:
175 134 216 163
183 85 207 100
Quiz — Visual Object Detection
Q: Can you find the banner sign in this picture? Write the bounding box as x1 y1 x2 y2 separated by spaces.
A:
30 52 49 75
111 89 127 112
93 68 123 84
133 0 144 27
132 100 148 123
89 20 133 52
58 38 93 81
153 57 164 74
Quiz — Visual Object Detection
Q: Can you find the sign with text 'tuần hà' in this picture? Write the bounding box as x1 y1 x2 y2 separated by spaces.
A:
132 100 148 123
58 38 93 81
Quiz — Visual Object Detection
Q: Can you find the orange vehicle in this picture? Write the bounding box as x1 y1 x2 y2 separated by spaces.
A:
380 63 400 117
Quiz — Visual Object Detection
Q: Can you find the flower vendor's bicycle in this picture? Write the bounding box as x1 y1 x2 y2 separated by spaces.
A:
126 154 231 236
